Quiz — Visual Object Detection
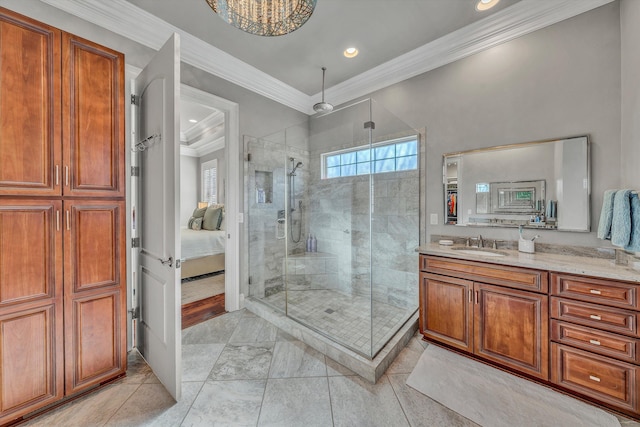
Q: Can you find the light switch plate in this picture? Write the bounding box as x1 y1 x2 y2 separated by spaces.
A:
430 213 438 225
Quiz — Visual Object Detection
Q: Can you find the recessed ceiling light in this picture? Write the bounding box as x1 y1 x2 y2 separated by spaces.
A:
188 119 198 123
343 47 359 58
476 0 500 11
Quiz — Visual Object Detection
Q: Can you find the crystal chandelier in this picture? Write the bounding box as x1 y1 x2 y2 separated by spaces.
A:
205 0 317 37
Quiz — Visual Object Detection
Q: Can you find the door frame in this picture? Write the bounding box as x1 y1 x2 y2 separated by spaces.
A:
181 84 240 313
125 66 241 351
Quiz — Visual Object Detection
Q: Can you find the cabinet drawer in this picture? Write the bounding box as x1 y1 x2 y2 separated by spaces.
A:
551 343 639 413
421 256 548 293
551 273 638 310
551 297 638 337
551 320 639 364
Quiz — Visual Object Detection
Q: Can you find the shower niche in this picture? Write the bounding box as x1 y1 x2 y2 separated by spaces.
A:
254 170 273 204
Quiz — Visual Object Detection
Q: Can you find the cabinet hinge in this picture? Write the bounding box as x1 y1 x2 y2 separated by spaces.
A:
128 307 140 320
131 166 140 177
247 153 252 162
248 275 253 285
364 121 375 130
131 237 140 248
131 94 140 105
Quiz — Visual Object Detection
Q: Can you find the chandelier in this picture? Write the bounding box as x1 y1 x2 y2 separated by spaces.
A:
205 0 317 37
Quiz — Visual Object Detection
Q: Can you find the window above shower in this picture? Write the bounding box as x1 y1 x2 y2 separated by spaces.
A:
322 136 418 179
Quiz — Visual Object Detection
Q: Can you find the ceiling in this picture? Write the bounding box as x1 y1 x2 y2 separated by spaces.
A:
125 0 520 95
42 0 613 114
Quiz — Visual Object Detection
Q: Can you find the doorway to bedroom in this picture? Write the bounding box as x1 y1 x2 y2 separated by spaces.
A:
179 93 228 328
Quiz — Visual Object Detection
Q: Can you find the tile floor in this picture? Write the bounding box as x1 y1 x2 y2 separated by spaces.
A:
262 289 412 356
22 309 640 427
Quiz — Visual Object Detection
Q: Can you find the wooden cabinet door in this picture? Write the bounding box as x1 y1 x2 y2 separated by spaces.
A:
0 200 63 423
63 200 126 394
474 283 549 380
0 8 61 196
62 33 124 197
420 272 473 352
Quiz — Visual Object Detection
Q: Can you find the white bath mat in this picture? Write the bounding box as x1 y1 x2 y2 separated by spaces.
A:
406 344 621 427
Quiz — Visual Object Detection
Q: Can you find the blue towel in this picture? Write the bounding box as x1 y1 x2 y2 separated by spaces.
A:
625 192 640 252
597 190 617 240
611 189 633 247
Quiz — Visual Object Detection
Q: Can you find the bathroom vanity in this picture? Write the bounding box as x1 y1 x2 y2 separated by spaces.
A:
418 244 640 419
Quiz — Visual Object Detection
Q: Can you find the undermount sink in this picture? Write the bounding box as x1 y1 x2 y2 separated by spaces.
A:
451 247 507 257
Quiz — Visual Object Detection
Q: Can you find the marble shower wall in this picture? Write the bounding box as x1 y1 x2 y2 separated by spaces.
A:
246 124 310 300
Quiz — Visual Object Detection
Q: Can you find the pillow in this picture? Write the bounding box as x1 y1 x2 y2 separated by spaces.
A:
218 214 226 230
190 217 203 230
216 211 224 230
192 206 207 219
202 206 222 230
187 216 196 228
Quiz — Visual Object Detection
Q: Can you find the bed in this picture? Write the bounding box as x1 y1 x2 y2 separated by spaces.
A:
180 227 226 279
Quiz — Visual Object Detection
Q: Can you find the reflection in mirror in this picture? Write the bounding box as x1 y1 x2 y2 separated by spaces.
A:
443 136 590 232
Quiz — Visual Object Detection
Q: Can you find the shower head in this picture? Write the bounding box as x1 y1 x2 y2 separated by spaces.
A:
290 161 303 175
313 67 333 113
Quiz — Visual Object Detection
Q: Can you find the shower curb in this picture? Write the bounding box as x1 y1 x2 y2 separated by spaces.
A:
245 297 418 383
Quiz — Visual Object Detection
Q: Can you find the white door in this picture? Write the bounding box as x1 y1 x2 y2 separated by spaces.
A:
133 34 182 400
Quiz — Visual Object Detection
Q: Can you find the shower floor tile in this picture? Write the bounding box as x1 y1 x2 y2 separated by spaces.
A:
262 289 410 356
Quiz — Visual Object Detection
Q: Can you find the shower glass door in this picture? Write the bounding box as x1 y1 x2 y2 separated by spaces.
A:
247 98 419 359
246 135 288 312
369 99 420 356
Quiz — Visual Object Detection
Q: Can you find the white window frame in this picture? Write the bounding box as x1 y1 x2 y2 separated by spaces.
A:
321 135 418 179
201 159 218 205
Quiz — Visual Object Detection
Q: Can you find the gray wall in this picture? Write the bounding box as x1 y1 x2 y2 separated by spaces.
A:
340 2 622 248
620 0 640 189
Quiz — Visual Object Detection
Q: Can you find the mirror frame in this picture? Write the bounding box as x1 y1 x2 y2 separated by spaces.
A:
442 135 590 232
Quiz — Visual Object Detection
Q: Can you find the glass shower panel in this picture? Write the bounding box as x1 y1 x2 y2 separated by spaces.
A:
246 135 288 313
296 99 374 357
369 99 420 356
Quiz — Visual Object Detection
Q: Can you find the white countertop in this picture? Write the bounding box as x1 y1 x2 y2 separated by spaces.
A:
418 243 640 283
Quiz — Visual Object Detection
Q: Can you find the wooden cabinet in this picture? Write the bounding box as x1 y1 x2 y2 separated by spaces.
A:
420 256 549 380
0 200 64 420
62 34 125 198
0 10 61 196
420 272 473 352
474 283 548 379
64 201 126 394
0 10 124 199
0 7 125 424
420 256 640 418
550 272 640 418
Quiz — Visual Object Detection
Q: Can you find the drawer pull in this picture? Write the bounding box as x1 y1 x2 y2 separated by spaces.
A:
589 289 602 295
589 339 601 346
589 314 602 321
589 375 601 382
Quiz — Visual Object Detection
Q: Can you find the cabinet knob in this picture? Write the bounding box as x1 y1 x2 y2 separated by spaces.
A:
589 289 602 295
589 314 602 321
589 339 601 346
589 375 601 382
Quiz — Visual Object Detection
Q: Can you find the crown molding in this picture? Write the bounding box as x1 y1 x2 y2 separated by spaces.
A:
180 136 225 157
42 0 613 116
183 111 225 143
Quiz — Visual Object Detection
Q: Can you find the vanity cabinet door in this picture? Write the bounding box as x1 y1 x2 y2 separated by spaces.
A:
474 283 549 380
420 272 473 352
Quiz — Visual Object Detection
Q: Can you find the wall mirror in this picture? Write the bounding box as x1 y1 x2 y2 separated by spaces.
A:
443 135 590 232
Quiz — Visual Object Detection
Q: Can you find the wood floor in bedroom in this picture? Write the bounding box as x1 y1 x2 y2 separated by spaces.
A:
181 272 226 329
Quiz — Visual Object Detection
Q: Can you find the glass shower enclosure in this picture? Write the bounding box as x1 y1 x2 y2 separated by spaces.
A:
247 99 419 359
